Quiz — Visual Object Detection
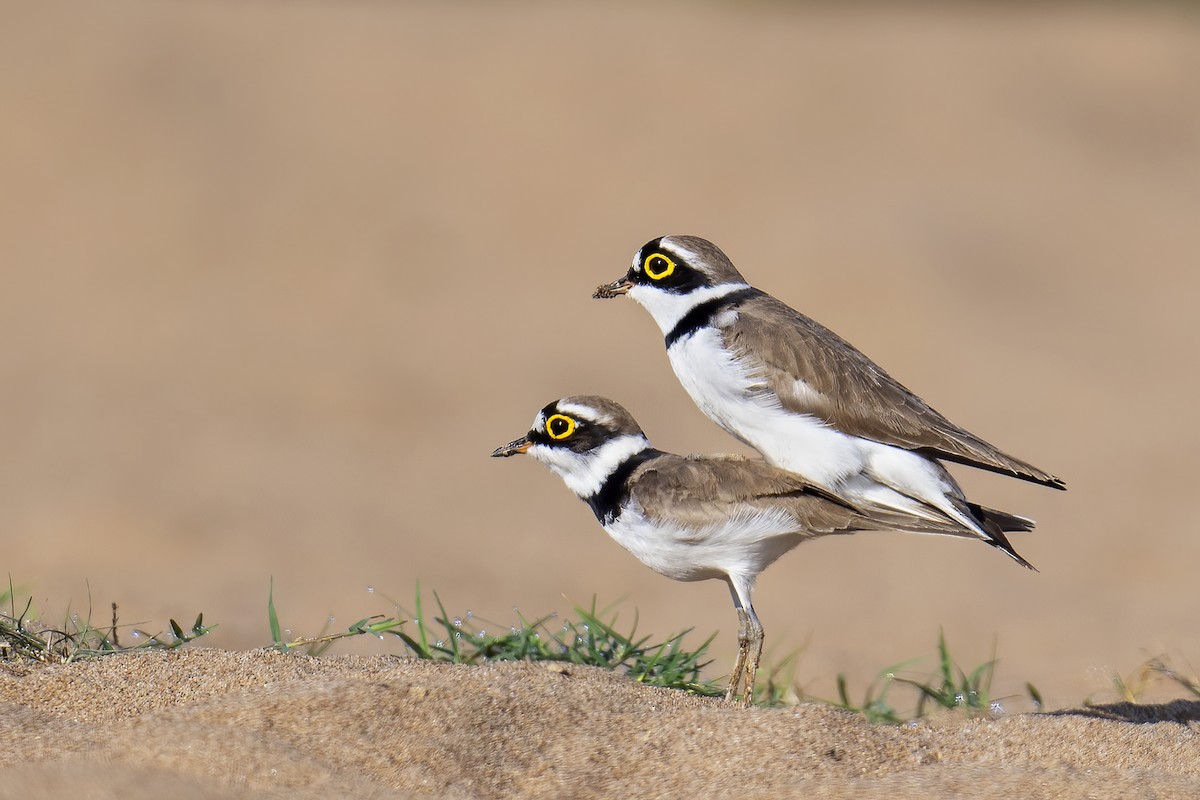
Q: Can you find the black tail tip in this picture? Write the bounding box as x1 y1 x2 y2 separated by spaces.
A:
1007 548 1039 572
991 534 1038 572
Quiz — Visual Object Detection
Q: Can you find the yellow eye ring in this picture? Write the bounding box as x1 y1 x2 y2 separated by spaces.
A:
643 253 676 280
545 414 577 440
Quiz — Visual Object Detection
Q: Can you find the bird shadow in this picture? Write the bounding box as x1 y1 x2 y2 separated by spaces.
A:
1047 699 1200 725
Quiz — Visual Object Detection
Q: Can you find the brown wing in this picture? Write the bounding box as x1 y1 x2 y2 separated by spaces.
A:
725 295 1065 489
628 454 859 536
628 454 980 539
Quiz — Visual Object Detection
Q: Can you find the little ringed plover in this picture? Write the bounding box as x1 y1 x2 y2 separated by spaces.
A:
491 395 1034 704
594 236 1064 552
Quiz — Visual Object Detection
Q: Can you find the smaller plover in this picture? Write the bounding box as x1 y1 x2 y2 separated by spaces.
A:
492 395 1034 704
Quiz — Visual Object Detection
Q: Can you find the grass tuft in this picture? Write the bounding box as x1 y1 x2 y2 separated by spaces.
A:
266 584 723 696
1105 653 1200 704
1147 657 1200 699
266 576 407 657
896 630 999 717
0 578 212 664
821 630 1040 723
12 577 1199 719
830 658 917 724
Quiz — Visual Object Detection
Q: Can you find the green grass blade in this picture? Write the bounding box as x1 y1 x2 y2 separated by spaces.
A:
267 577 284 649
413 581 430 655
432 590 460 663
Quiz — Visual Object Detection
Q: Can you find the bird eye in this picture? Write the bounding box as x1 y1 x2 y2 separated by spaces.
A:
643 253 676 281
546 414 576 440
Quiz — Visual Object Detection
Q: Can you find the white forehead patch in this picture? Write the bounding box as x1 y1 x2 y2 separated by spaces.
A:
555 401 611 427
531 410 547 433
660 237 702 264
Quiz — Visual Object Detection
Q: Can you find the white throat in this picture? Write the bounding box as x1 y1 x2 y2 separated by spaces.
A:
529 434 651 498
627 282 751 337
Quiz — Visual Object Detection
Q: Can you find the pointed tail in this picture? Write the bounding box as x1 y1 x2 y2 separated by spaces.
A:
970 504 1038 571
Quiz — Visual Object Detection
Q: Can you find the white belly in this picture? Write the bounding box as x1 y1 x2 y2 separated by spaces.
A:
602 507 805 583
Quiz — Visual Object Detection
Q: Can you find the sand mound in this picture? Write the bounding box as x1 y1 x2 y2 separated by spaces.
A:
2 649 1197 799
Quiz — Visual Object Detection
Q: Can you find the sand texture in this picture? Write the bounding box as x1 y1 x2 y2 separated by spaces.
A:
2 649 1199 799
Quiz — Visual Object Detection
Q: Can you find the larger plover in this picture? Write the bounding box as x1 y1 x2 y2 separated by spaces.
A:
594 235 1063 554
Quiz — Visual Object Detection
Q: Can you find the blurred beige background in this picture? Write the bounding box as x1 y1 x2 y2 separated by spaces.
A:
2 1 1197 707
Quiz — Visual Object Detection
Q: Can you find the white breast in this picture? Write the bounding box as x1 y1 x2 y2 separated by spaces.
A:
668 328 868 488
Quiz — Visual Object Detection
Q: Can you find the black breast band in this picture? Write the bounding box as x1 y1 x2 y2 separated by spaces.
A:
664 287 762 349
585 449 663 525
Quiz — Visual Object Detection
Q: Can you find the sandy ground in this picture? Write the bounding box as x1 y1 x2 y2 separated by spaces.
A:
2 1 1200 794
2 649 1199 799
